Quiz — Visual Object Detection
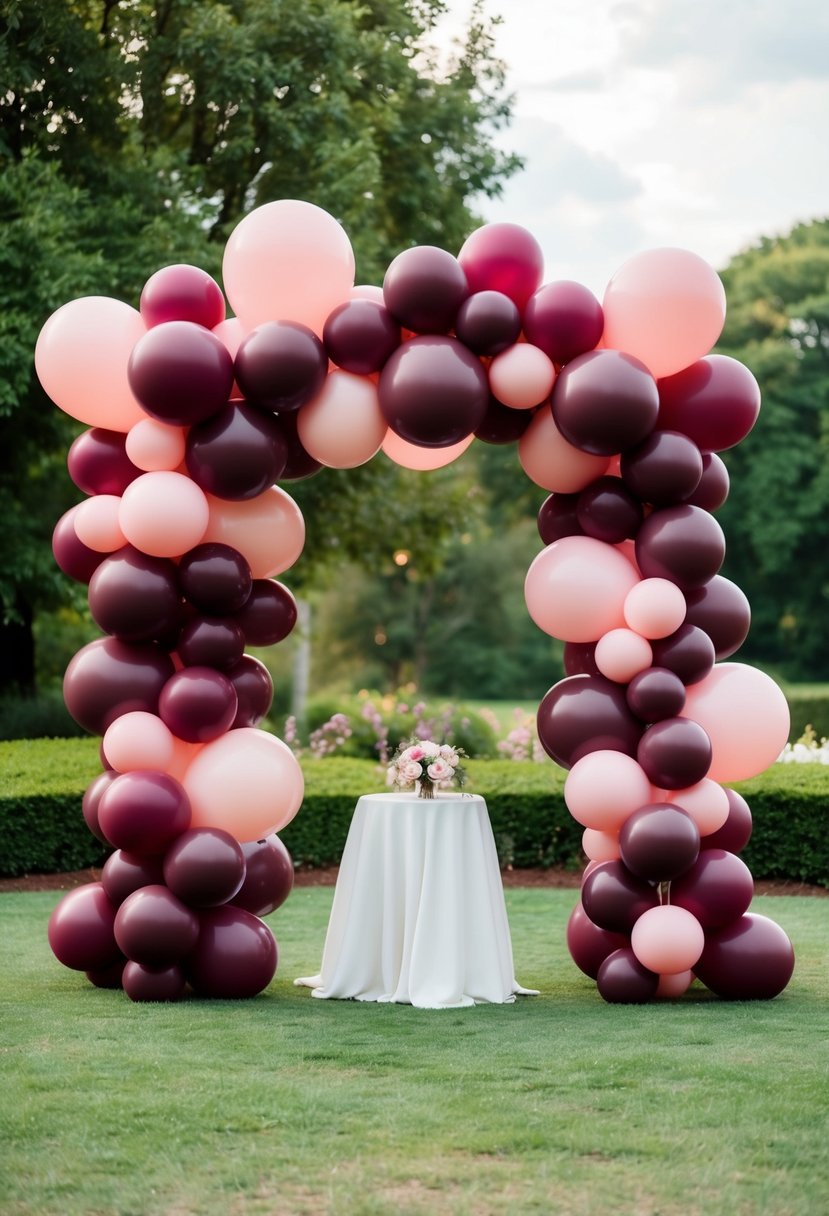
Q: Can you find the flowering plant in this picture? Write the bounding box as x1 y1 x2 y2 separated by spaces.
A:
386 737 467 798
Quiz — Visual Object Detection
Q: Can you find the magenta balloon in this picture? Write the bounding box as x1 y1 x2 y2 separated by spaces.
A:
163 827 246 907
185 905 278 998
537 674 643 768
234 579 297 647
176 615 246 670
383 245 469 334
114 884 200 966
693 913 794 999
683 576 751 659
102 850 166 906
234 321 327 412
227 655 274 728
537 493 583 545
597 947 660 1003
620 430 703 505
158 667 238 744
379 335 489 448
619 803 700 882
635 505 725 591
68 428 142 496
552 350 659 457
82 771 119 844
625 667 686 722
656 355 761 452
522 281 604 366
457 222 544 310
178 542 252 616
63 637 175 735
273 410 323 479
576 477 643 543
88 547 183 642
669 848 754 929
323 298 401 373
650 624 716 686
48 883 120 971
128 320 234 425
232 834 295 917
122 960 188 1003
701 787 753 853
454 290 522 356
566 901 629 979
474 394 534 445
581 860 660 933
98 770 191 854
685 452 730 512
185 401 288 500
637 717 712 789
562 642 600 677
52 507 107 584
140 264 225 330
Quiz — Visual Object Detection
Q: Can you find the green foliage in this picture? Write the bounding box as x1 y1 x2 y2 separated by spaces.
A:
783 687 829 743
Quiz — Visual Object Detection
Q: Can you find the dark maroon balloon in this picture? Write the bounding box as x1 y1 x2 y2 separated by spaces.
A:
140 264 225 330
669 848 754 929
383 245 469 334
63 637 175 735
178 543 253 616
701 787 752 853
538 493 583 545
88 547 182 642
656 355 761 452
621 430 703 505
52 506 107 584
176 615 246 670
114 884 200 966
619 803 700 882
163 828 246 908
685 452 730 511
48 883 121 971
97 770 191 854
86 957 127 989
562 642 600 677
185 905 278 998
232 834 295 917
635 505 725 591
234 579 297 647
537 674 644 768
637 717 712 789
597 947 660 1003
474 393 534 445
552 350 659 456
234 321 327 412
122 960 187 1003
626 667 686 722
67 428 141 496
128 320 234 425
158 667 238 743
227 656 274 728
566 900 629 979
683 576 750 659
454 290 522 356
102 850 166 906
379 335 489 448
522 280 604 366
323 298 401 373
581 860 660 934
82 771 119 844
576 476 643 543
693 913 794 999
273 410 323 480
650 624 716 686
457 222 544 310
185 401 289 500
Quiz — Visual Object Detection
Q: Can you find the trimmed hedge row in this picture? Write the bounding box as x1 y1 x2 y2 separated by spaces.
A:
2 739 828 886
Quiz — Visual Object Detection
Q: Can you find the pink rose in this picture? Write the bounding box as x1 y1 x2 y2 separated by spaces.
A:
398 758 423 783
427 758 452 782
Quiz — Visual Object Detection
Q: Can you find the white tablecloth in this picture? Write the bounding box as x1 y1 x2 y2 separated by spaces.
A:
295 792 537 1008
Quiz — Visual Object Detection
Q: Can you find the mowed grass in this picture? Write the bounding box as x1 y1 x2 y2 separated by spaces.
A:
1 888 828 1216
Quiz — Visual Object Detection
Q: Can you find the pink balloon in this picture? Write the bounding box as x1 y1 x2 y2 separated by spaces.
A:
125 419 186 472
102 711 176 773
488 344 556 410
595 629 653 683
565 749 653 832
631 905 705 974
518 406 610 493
525 536 640 643
119 471 209 559
582 828 622 862
202 486 305 579
380 430 474 470
222 200 355 335
681 663 790 782
623 578 687 639
297 371 386 467
656 970 694 998
668 778 730 836
350 284 385 303
73 495 126 553
602 248 726 379
183 727 304 842
35 296 147 431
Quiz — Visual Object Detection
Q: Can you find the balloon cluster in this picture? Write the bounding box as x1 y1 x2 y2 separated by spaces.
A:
37 198 794 1004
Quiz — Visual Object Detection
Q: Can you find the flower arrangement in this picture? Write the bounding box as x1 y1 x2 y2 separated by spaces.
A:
387 738 467 798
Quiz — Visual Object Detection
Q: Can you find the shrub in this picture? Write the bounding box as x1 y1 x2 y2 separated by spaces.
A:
783 688 829 743
0 691 87 741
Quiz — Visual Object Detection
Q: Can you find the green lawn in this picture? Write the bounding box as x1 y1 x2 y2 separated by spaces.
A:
2 888 828 1216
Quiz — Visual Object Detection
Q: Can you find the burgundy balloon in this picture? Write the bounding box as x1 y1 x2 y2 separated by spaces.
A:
122 960 188 1003
656 354 761 452
48 883 121 972
323 298 401 373
97 770 191 855
693 914 795 1000
521 280 604 366
383 245 469 334
128 320 234 425
454 290 522 356
597 948 660 1003
63 637 175 735
234 321 327 412
566 901 629 980
637 717 712 789
683 576 751 659
232 834 295 917
474 394 534 445
562 642 600 677
650 624 716 686
82 771 119 844
635 505 726 591
86 957 127 989
67 428 141 496
625 667 687 722
576 476 644 543
669 848 754 929
158 667 238 744
551 350 659 456
581 860 660 934
88 547 183 642
273 410 323 480
620 430 703 505
234 579 297 647
379 335 489 448
619 803 700 882
537 493 583 544
114 884 200 966
140 264 225 330
227 655 274 728
178 542 253 616
685 452 730 512
102 850 166 906
457 222 544 310
536 674 644 769
701 787 753 853
176 615 246 670
163 828 246 908
185 401 289 500
185 905 278 998
52 506 107 584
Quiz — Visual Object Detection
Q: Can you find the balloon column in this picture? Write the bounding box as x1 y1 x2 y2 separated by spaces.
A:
37 199 793 1004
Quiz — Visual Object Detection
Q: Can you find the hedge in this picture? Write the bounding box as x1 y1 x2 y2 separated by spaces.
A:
2 738 828 886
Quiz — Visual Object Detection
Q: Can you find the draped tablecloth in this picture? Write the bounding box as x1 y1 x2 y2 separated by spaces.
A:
294 792 537 1009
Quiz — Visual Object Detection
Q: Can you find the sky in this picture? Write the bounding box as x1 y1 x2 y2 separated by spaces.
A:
433 0 828 297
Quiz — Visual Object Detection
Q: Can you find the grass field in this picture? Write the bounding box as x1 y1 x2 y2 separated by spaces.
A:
2 887 828 1216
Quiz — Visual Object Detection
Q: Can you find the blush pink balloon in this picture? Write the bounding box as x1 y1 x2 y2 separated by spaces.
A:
623 578 687 639
602 248 726 379
297 370 386 467
668 778 730 836
582 828 622 862
119 472 209 558
525 536 640 643
202 487 305 578
35 297 147 431
488 344 556 410
681 663 790 782
631 905 705 974
102 711 177 773
656 970 694 998
518 406 610 493
380 430 474 470
350 284 386 303
73 495 127 554
125 419 186 472
595 629 653 683
222 200 355 335
565 749 653 832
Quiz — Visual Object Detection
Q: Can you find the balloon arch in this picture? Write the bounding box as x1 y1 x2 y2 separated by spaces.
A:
38 200 795 1004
